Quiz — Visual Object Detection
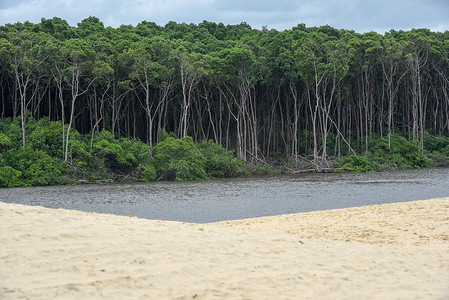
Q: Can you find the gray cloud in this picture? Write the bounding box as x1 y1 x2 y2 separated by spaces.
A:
0 0 447 33
212 0 295 12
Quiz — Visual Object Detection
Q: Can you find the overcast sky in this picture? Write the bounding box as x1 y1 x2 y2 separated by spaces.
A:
1 0 448 33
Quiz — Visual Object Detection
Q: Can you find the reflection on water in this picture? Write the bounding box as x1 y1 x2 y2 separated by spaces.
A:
1 167 448 223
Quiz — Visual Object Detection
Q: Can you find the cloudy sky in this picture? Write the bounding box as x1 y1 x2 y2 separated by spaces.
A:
1 0 448 33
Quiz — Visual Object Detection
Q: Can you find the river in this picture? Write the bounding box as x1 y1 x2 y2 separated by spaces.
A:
1 167 448 223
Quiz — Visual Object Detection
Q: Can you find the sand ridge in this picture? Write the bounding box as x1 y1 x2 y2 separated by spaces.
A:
1 198 449 299
213 198 449 246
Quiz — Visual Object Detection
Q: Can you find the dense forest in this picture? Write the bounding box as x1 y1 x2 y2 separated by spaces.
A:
1 17 449 186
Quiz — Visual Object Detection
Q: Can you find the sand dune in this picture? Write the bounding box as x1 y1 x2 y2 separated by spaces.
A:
1 198 448 299
214 198 449 246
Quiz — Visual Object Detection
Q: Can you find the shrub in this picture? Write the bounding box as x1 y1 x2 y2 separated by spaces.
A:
4 147 68 186
1 121 22 149
91 130 150 172
198 140 245 178
157 128 176 142
0 166 23 187
0 133 12 151
369 134 434 168
28 118 64 158
247 163 272 175
423 132 449 152
441 144 449 156
137 163 157 182
153 136 207 181
120 136 151 165
427 151 449 166
93 139 136 168
336 155 376 172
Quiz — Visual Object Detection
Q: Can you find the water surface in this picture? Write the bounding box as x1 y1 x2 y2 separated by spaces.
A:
1 167 448 223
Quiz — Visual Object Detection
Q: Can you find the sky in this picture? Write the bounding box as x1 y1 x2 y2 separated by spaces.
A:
1 0 448 33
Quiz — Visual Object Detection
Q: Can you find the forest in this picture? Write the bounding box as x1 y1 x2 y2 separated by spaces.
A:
1 17 449 186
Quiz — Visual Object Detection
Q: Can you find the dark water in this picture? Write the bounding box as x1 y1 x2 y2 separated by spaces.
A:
1 167 448 223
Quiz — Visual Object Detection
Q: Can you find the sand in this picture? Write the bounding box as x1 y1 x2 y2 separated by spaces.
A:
1 198 448 299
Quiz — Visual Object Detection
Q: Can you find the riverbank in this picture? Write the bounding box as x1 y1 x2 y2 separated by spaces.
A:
1 198 448 299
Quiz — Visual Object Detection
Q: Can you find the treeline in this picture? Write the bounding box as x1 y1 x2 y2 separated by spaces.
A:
1 17 449 167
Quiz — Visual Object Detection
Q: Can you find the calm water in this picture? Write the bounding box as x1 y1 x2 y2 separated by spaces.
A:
1 167 448 223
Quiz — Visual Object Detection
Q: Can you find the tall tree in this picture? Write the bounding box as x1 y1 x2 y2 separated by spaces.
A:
59 38 102 161
405 32 432 151
174 47 209 139
128 41 168 154
2 30 50 147
380 37 408 149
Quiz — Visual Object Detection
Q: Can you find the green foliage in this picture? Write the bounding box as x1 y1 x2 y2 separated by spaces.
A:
93 139 137 168
157 128 176 142
66 130 144 181
197 140 245 178
68 131 91 161
153 136 207 181
136 163 157 182
423 133 449 152
335 134 438 172
336 155 376 172
0 166 23 187
4 147 68 186
441 144 449 156
369 134 434 168
427 151 449 166
246 163 273 175
0 119 23 149
2 19 449 183
119 136 151 165
0 118 156 186
92 130 150 170
27 117 64 158
0 133 12 150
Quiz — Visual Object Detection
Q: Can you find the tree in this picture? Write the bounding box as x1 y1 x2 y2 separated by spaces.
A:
174 47 209 139
380 37 408 149
59 38 103 162
128 41 168 155
215 45 261 161
1 30 50 148
405 32 432 151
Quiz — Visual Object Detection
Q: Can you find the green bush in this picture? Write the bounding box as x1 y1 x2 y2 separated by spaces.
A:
157 128 176 142
441 144 449 156
1 121 23 149
427 151 449 166
247 163 272 175
0 166 23 187
93 139 136 168
336 155 376 172
28 118 64 158
153 136 207 181
137 163 157 182
91 130 150 172
4 147 68 186
0 133 12 151
369 134 434 168
198 140 245 178
423 132 449 152
335 135 436 171
120 136 151 165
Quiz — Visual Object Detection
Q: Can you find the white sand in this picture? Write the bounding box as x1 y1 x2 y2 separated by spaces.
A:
1 198 448 299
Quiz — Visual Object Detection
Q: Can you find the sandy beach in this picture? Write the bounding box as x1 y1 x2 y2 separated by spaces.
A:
1 198 448 299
